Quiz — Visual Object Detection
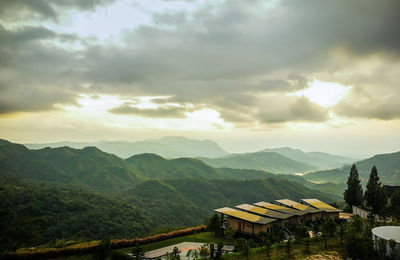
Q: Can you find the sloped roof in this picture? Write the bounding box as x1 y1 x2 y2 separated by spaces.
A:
236 204 293 219
275 199 321 214
302 199 342 213
214 207 276 225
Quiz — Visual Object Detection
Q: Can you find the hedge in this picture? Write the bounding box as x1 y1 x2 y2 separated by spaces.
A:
2 225 206 259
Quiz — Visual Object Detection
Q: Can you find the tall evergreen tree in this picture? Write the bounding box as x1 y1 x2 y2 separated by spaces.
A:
344 164 364 209
364 166 387 215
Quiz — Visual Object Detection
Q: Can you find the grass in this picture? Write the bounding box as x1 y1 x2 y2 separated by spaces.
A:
222 237 346 260
115 232 229 255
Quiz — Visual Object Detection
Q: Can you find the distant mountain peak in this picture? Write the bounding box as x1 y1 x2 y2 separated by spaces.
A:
24 136 228 159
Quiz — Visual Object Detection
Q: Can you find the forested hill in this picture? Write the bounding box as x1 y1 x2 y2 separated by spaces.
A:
199 151 317 174
304 151 400 185
0 139 143 192
0 177 339 248
0 177 151 250
0 139 342 249
259 147 355 170
25 136 229 159
0 139 275 192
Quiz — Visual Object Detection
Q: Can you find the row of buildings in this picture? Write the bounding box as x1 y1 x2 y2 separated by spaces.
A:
214 198 341 236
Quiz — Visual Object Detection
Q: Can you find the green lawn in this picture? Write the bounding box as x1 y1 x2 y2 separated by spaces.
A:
221 237 346 260
116 232 229 255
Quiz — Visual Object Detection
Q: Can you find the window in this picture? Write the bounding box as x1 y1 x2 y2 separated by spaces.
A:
243 222 245 229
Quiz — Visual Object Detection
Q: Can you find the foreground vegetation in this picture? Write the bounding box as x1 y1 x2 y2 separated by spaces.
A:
219 217 399 260
0 174 337 252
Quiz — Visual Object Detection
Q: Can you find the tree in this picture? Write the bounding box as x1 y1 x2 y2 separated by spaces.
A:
269 224 284 243
339 222 346 245
172 246 181 260
344 164 364 209
207 214 222 237
265 239 272 259
215 242 223 259
365 166 388 215
294 224 309 241
286 239 291 256
390 191 400 221
304 237 310 254
321 218 336 249
389 239 397 260
224 226 235 243
132 245 145 260
210 243 215 259
97 237 111 260
377 239 387 259
234 238 250 258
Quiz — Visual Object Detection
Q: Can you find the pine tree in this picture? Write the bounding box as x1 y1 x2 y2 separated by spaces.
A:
344 164 364 209
132 245 145 260
364 166 387 215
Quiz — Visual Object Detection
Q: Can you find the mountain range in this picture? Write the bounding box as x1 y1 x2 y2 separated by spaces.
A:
2 138 398 248
198 147 356 174
25 137 357 174
304 151 400 185
25 136 229 159
259 147 356 169
0 139 342 247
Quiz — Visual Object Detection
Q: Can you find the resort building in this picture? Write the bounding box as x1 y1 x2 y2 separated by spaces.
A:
301 199 341 220
215 198 341 236
274 199 322 222
235 203 294 228
214 207 275 236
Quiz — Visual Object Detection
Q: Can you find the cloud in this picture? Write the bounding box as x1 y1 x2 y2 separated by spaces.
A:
0 0 399 127
0 0 116 21
334 84 400 120
108 103 196 118
0 25 80 114
257 96 329 124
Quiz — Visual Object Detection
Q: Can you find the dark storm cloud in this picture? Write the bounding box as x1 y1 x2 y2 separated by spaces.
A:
1 0 399 124
0 25 80 114
108 103 196 118
0 83 77 114
0 0 116 21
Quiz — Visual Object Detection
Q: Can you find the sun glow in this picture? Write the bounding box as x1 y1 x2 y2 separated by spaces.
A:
293 79 351 107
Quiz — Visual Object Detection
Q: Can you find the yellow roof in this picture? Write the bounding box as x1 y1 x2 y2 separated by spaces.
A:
302 199 342 213
254 201 298 214
236 204 292 219
214 207 275 224
275 199 320 214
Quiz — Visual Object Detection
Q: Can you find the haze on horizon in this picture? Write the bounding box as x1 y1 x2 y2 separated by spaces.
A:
0 0 399 158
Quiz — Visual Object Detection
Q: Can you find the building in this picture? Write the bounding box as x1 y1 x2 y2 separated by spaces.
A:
301 199 341 220
214 207 275 236
275 199 322 222
214 198 341 236
372 226 400 259
254 201 301 224
235 203 294 228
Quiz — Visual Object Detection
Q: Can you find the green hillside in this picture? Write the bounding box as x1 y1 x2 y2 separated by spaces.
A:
1 176 339 249
0 177 151 249
25 136 229 159
199 151 317 174
0 140 142 193
0 140 274 192
0 139 342 250
260 147 356 169
121 178 339 229
304 151 400 185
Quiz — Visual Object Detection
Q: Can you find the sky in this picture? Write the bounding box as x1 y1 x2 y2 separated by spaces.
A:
0 0 399 158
